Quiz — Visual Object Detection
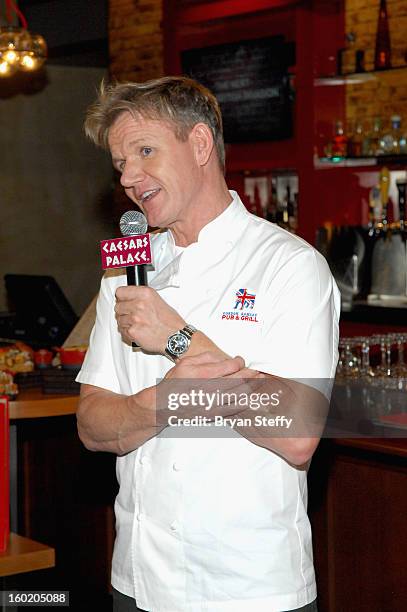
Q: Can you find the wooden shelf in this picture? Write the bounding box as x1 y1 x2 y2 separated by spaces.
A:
315 154 407 168
9 389 78 420
0 533 55 577
315 64 407 86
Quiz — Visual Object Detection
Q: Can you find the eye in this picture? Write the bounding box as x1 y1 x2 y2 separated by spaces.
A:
141 146 153 157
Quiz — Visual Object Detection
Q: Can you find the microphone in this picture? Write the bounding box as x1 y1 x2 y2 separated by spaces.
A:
119 210 149 287
119 210 149 348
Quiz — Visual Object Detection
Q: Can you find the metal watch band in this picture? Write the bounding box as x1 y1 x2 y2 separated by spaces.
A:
181 324 197 340
165 324 197 361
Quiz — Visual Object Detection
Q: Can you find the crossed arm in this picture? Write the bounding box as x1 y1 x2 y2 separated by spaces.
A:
77 286 326 465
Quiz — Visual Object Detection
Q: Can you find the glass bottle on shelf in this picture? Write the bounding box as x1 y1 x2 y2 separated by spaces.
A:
362 121 371 156
374 0 392 70
286 185 296 233
331 120 348 158
380 115 402 154
368 117 384 156
337 31 356 75
253 184 264 218
289 192 298 233
275 184 290 230
355 50 365 73
266 179 277 223
399 127 407 154
348 120 364 157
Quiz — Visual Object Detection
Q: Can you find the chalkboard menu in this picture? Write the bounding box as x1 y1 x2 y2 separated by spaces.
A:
181 36 295 143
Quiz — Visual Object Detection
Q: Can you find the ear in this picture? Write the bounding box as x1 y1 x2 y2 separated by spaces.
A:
190 123 214 166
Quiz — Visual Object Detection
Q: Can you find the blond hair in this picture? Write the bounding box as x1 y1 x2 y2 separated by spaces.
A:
84 76 225 170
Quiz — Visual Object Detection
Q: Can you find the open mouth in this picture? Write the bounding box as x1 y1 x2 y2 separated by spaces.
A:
140 188 161 204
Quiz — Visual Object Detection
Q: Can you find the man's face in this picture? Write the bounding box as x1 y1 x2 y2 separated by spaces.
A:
108 112 201 230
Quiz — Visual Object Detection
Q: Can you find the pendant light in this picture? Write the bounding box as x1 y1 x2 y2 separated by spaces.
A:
0 0 47 78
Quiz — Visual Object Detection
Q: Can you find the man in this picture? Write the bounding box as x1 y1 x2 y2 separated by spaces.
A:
77 76 339 612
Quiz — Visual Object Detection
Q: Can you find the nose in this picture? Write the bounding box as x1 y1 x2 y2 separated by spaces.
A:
120 159 145 189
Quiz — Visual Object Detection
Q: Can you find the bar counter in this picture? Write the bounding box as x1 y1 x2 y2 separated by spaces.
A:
7 390 407 611
10 389 78 420
8 389 116 611
0 533 55 578
309 436 407 611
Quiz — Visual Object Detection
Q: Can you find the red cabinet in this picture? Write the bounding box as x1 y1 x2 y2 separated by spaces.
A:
163 0 346 243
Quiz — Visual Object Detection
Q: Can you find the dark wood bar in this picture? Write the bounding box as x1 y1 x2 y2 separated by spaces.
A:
6 393 117 611
309 438 407 612
4 392 406 611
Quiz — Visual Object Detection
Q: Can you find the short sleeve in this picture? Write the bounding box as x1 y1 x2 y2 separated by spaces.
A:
76 275 122 393
248 248 340 380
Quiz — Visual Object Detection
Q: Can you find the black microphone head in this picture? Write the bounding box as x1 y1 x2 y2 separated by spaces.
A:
120 210 148 236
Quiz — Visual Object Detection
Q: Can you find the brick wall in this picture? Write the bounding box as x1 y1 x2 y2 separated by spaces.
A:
108 0 164 215
345 0 407 130
109 0 164 82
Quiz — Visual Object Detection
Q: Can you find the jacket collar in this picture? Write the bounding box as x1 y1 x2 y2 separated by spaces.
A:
150 191 249 290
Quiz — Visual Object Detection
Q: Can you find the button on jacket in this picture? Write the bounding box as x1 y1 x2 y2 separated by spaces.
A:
77 192 340 612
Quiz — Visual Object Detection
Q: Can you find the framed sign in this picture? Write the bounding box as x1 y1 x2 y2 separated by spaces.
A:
181 36 295 143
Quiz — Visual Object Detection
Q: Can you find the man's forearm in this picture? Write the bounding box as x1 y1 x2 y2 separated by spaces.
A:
174 334 324 465
77 384 164 455
232 374 327 466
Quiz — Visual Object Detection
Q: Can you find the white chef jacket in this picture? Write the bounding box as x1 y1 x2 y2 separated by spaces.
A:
77 192 340 612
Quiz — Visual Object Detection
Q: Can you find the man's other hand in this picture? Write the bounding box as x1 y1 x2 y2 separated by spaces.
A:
115 285 185 352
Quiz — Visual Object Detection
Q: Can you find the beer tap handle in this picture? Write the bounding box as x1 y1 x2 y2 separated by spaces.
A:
396 178 406 239
379 167 390 234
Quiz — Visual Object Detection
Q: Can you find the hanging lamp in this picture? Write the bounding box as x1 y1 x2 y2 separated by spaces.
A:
0 0 47 77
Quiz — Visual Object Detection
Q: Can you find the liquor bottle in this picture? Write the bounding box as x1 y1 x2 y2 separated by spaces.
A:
289 192 299 233
276 185 290 229
380 116 402 154
286 185 297 233
337 32 356 75
332 120 348 158
362 122 371 157
367 118 384 156
348 121 364 157
281 184 290 228
253 184 264 218
374 0 391 70
355 50 365 73
399 127 407 154
266 179 277 223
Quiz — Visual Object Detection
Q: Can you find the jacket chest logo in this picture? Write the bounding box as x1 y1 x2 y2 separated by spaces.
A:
221 288 259 323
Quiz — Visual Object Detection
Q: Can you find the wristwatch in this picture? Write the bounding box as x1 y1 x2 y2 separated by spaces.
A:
165 324 197 361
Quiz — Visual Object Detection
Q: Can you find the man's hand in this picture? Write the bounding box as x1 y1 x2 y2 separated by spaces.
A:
164 351 247 380
115 285 185 353
156 352 262 425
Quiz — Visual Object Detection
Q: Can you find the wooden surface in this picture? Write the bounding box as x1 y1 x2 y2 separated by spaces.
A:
333 437 407 458
9 389 78 420
12 414 117 610
0 533 55 577
309 438 407 612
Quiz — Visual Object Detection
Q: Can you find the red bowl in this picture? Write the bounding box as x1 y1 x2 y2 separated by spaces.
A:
59 347 87 368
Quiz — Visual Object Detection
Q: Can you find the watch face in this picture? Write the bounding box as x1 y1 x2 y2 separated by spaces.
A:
167 332 189 356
